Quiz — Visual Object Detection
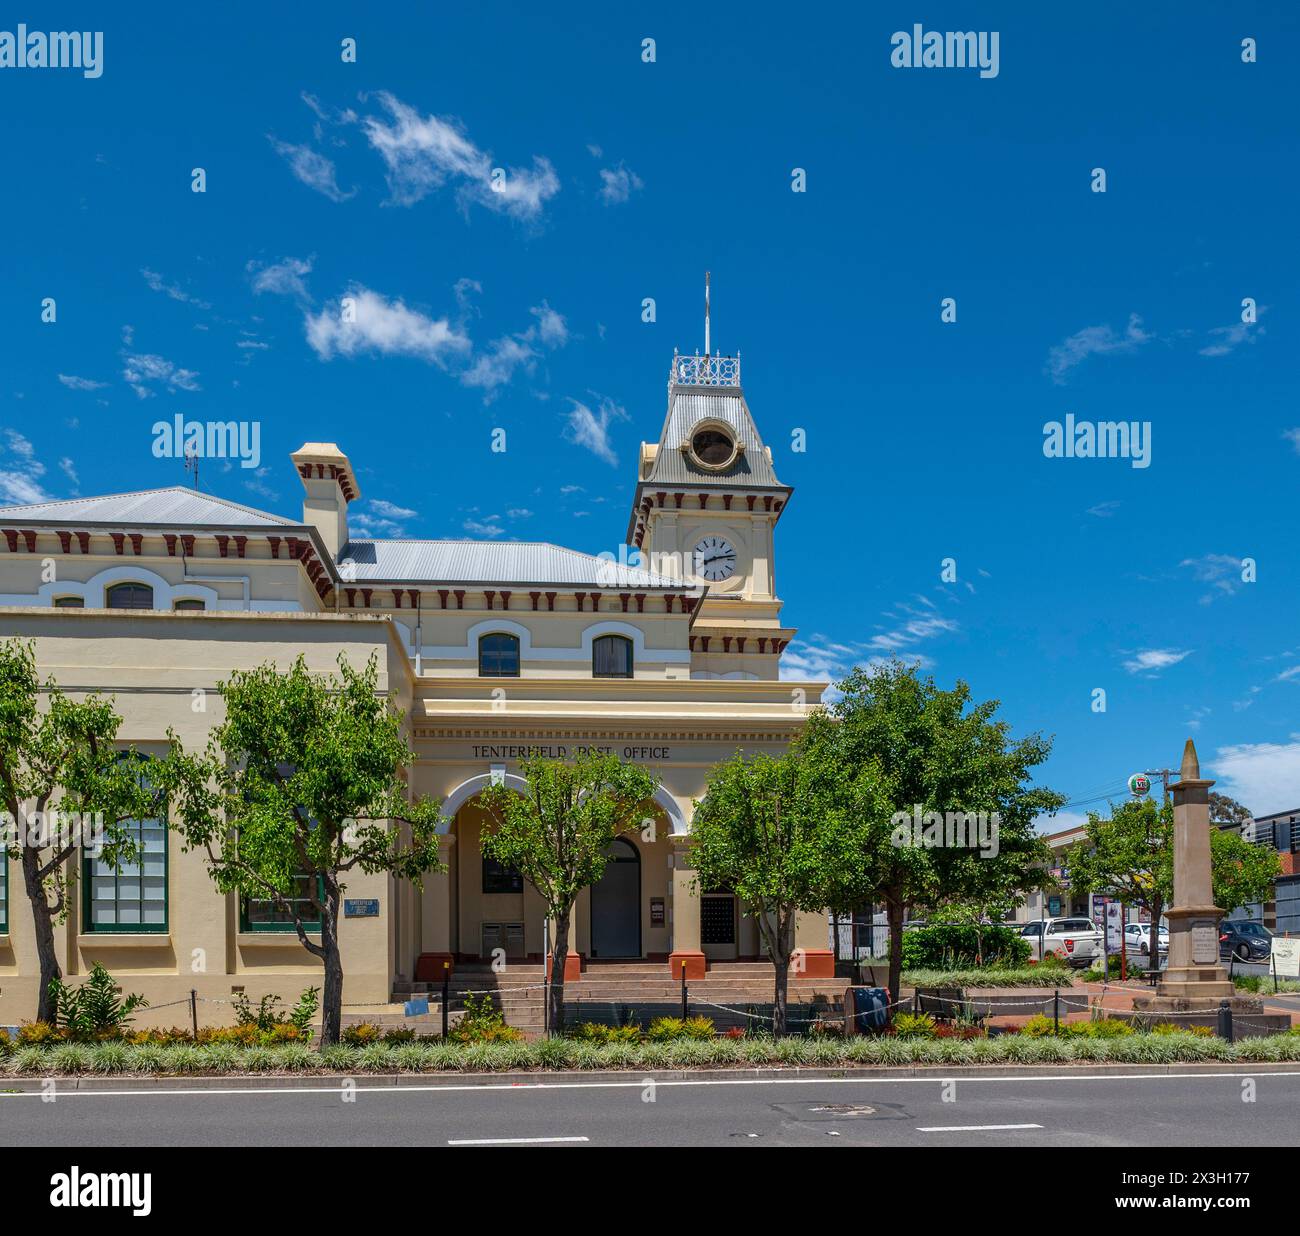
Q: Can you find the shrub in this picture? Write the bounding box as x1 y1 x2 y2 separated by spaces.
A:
341 1022 383 1046
891 1012 937 1039
572 1022 640 1044
1152 1022 1215 1037
17 1020 62 1046
450 993 523 1044
126 1027 193 1046
47 964 148 1040
899 924 1031 970
382 1027 416 1044
1069 1018 1134 1039
1019 1014 1058 1038
683 1015 716 1040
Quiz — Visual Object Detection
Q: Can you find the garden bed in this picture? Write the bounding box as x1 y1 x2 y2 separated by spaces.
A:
4 1029 1300 1076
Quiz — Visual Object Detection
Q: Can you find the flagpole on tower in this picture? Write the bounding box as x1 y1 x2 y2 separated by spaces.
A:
704 270 711 357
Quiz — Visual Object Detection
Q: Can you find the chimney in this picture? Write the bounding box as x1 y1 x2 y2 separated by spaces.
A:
289 442 359 562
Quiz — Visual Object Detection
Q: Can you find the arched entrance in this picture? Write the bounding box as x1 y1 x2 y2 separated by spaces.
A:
590 837 641 958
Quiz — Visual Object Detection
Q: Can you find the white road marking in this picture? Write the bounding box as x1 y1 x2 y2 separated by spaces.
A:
1 1070 1297 1100
448 1135 589 1145
917 1122 1043 1132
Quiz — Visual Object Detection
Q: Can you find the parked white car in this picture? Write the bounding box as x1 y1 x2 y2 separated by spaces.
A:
1123 923 1169 957
1020 917 1103 968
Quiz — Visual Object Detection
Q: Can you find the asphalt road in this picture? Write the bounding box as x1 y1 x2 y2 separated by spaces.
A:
3 1071 1299 1147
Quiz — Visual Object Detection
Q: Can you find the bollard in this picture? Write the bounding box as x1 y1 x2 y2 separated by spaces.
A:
1217 1000 1233 1043
442 962 450 1039
190 989 199 1040
1053 987 1060 1035
680 959 689 1021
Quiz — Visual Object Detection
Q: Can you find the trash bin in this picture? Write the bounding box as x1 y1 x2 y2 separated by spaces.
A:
845 986 889 1034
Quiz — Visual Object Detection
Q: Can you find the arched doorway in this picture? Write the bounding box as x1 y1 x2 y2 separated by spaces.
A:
590 837 641 958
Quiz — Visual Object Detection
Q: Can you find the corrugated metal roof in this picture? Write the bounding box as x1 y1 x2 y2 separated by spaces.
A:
643 389 784 488
0 487 298 528
339 539 682 587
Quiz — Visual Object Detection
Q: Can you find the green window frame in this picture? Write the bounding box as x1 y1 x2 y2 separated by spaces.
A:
478 633 520 677
240 873 324 933
82 757 168 934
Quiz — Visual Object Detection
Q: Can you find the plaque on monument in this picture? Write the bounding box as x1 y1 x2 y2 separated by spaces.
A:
1191 919 1218 965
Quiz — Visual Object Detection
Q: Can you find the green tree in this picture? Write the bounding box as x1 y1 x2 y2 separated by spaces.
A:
1209 792 1253 830
155 653 443 1045
804 660 1063 1007
476 753 657 1034
1068 799 1280 956
0 639 155 1022
691 744 885 1035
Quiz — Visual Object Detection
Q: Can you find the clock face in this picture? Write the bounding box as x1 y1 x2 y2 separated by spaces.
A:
693 535 737 583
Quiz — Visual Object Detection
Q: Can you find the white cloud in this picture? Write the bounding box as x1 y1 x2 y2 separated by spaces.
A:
349 497 420 539
1180 553 1246 604
59 457 79 486
463 516 504 537
1283 428 1300 455
459 301 569 396
1033 810 1091 837
0 429 50 505
1122 648 1192 676
564 395 629 466
305 286 471 365
598 162 643 205
57 374 108 391
141 268 211 309
1200 310 1264 358
249 255 315 303
268 137 355 202
1087 500 1121 518
369 498 418 520
1046 313 1152 383
1211 739 1300 816
507 508 533 519
865 598 958 654
360 92 559 219
120 352 200 397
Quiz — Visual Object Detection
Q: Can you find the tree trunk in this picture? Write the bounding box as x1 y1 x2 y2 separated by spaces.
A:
886 892 905 1011
773 954 790 1037
548 910 570 1035
1148 897 1163 977
318 879 345 1046
21 847 62 1024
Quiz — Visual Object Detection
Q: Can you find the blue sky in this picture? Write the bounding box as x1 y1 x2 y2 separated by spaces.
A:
2 2 1299 822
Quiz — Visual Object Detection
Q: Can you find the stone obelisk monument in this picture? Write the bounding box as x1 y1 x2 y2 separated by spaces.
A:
1135 738 1257 1014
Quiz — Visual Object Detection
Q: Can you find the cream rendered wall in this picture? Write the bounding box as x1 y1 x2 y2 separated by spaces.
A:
0 608 400 1028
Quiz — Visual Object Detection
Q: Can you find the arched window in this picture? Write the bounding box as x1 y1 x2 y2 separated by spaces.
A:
173 598 205 611
83 755 168 933
106 582 154 610
478 633 520 677
592 634 633 678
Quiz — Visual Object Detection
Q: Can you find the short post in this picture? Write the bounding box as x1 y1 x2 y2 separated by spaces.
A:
680 959 689 1021
1217 1000 1234 1043
1053 987 1060 1036
441 962 450 1039
1273 953 1279 995
190 989 199 1040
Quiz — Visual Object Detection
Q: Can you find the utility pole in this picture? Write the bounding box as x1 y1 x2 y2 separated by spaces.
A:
184 443 200 491
704 270 711 357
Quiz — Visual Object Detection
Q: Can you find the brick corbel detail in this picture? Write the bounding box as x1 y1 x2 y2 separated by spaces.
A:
746 495 756 511
545 592 556 611
267 535 281 559
758 638 768 653
723 494 733 510
127 533 141 555
700 636 710 652
529 591 541 611
673 493 684 509
575 592 587 612
392 590 403 608
484 590 496 610
664 594 675 613
163 534 177 557
57 531 72 554
736 637 746 654
21 530 36 552
634 593 646 612
453 590 465 609
233 535 247 559
723 637 732 653
110 533 125 555
361 588 373 607
437 589 449 609
344 588 356 607
697 494 708 509
1 530 17 553
499 591 510 611
619 593 631 612
76 531 90 554
408 590 420 608
681 596 697 614
216 535 230 558
689 636 696 651
181 535 196 556
764 496 774 511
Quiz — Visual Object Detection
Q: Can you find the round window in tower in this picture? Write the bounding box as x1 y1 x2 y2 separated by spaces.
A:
688 423 739 471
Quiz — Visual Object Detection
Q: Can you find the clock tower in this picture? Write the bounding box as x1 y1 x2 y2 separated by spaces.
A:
626 344 796 681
